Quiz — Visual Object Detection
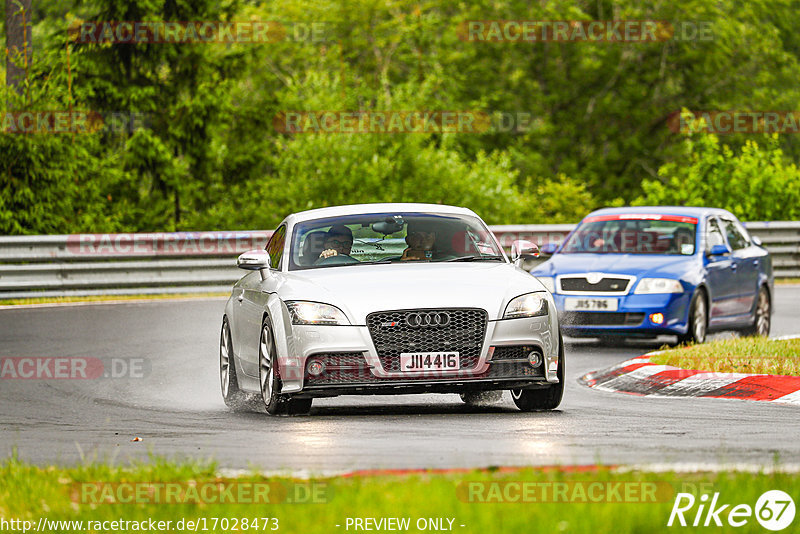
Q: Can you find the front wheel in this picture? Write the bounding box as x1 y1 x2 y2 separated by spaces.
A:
510 333 565 411
258 316 313 416
741 286 771 337
679 290 707 345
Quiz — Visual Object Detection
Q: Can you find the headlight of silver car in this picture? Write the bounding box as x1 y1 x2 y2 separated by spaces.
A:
503 292 549 319
286 301 350 325
633 278 684 294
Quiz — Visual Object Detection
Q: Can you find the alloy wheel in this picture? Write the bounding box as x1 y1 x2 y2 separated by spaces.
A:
259 324 275 405
220 324 231 397
693 295 707 342
756 289 771 336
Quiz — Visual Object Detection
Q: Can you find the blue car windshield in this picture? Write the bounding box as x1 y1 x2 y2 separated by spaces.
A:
561 214 698 255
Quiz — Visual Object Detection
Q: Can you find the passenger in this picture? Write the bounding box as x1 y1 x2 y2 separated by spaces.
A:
317 224 354 261
401 222 437 260
301 231 327 265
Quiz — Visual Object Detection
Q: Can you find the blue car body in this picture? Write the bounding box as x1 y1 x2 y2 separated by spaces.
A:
529 207 773 339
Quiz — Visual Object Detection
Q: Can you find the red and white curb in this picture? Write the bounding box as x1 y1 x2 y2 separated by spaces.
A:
580 350 800 406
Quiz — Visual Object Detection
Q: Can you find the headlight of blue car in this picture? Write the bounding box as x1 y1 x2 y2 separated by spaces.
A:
633 278 684 294
504 292 549 319
286 301 350 325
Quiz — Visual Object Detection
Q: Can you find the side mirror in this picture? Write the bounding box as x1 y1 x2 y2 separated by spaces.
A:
511 240 541 272
237 249 271 270
511 240 540 261
751 236 762 247
707 244 731 257
540 242 558 255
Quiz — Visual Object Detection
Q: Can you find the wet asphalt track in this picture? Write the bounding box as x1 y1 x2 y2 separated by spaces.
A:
1 287 799 471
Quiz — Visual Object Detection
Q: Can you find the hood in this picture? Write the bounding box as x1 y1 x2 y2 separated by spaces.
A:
531 253 698 279
281 262 545 324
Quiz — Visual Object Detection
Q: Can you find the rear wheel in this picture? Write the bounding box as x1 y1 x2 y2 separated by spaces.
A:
510 333 565 411
220 317 255 411
679 290 707 345
741 286 771 337
258 316 312 416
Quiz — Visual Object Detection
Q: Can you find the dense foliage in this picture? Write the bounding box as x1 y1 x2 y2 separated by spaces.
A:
3 0 800 233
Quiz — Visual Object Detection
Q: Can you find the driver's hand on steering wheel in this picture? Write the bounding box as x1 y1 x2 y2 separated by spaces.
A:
319 249 339 259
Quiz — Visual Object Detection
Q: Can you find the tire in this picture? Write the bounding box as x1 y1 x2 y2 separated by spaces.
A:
220 317 256 411
741 286 771 337
679 289 707 345
510 332 565 411
460 390 503 406
258 316 313 416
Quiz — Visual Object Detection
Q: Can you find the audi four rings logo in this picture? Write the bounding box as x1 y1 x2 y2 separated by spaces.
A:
406 312 451 327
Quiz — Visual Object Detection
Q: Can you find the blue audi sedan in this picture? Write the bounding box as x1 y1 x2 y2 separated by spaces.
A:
529 207 773 343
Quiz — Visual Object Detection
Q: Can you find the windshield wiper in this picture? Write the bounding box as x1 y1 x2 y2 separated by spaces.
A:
447 255 504 262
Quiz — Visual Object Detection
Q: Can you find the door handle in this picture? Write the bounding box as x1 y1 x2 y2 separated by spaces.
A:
753 259 759 267
237 293 244 302
730 263 737 271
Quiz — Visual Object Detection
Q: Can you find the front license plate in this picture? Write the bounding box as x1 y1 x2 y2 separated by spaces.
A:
400 352 460 372
564 297 619 311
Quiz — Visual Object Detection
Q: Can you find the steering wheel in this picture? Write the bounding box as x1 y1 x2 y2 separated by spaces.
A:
315 254 360 266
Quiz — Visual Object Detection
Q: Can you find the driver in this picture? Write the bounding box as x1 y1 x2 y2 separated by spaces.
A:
401 222 436 261
317 224 354 261
671 228 694 254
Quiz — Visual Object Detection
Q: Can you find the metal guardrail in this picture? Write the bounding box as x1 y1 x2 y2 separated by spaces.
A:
0 222 797 298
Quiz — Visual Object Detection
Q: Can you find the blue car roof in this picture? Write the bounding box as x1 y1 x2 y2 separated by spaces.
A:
583 206 733 221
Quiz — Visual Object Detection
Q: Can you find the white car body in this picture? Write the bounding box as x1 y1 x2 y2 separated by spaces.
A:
220 203 564 414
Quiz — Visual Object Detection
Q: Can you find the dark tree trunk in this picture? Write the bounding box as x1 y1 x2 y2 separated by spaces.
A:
5 0 33 94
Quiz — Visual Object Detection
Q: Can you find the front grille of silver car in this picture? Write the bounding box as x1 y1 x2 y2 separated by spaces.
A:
304 352 375 385
492 345 539 361
366 308 488 372
482 361 544 379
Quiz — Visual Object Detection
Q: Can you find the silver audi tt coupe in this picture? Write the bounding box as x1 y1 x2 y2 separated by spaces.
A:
219 203 564 415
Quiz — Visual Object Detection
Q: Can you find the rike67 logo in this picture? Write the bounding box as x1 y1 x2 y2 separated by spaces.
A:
668 490 795 531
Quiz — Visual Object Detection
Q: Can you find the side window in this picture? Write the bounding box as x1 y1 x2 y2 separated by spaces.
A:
720 218 749 250
706 218 725 252
264 225 287 269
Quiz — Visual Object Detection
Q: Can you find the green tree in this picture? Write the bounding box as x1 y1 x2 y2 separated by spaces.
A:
635 123 800 221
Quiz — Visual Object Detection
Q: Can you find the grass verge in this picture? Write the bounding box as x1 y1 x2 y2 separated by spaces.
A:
1 457 798 533
0 293 228 306
650 337 800 375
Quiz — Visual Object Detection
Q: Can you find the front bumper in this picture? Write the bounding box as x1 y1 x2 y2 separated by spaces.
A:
554 291 692 337
277 315 559 395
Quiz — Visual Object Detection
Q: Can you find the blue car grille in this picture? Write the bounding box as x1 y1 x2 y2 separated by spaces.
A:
562 312 645 326
560 277 630 292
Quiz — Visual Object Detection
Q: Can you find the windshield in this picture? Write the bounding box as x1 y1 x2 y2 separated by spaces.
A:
289 212 504 270
561 214 698 255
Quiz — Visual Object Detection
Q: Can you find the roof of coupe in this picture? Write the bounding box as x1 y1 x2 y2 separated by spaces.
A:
288 203 477 223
